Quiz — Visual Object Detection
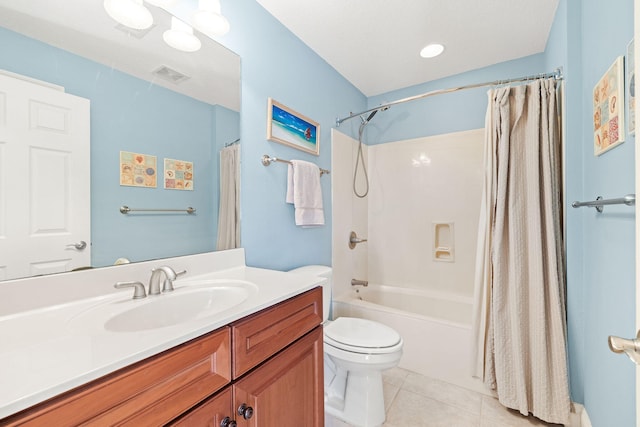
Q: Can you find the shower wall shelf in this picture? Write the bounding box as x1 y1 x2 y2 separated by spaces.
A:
261 154 330 176
571 194 635 212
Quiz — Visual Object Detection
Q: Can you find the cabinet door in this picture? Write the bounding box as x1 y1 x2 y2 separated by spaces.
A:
1 328 231 426
233 327 324 427
169 388 233 427
231 287 322 378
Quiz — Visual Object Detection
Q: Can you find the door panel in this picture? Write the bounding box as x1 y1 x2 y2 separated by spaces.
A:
0 72 90 280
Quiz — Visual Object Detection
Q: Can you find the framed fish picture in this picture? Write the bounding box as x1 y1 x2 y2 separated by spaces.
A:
267 98 320 156
593 56 625 156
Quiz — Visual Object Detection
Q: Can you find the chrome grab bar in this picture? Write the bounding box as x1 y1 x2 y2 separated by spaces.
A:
571 194 635 213
120 206 196 214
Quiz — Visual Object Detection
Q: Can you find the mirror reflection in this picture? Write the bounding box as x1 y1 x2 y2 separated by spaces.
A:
0 0 241 281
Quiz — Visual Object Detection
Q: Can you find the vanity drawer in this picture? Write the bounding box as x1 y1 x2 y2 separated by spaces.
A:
2 327 231 427
231 287 322 378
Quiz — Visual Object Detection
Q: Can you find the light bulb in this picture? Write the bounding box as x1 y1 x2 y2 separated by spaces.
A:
104 0 153 30
144 0 178 7
163 17 202 52
192 0 230 37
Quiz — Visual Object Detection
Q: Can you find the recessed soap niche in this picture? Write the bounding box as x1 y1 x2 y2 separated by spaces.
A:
433 222 454 262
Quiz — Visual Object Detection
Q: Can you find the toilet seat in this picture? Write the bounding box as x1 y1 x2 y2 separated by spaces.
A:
324 317 402 354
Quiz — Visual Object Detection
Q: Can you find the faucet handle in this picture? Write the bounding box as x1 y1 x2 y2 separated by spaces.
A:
114 281 147 299
162 269 187 293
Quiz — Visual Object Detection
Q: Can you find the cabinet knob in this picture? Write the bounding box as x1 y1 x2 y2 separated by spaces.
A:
237 403 254 420
220 417 237 427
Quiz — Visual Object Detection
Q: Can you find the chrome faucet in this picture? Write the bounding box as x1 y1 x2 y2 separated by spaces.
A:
148 266 186 295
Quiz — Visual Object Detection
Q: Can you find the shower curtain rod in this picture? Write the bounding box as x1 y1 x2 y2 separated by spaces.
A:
335 67 564 127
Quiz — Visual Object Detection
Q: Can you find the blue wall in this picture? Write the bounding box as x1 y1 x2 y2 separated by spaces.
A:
575 0 636 425
207 2 637 422
0 27 239 267
209 0 367 270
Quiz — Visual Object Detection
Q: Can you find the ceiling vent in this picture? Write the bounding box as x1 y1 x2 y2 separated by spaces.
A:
114 23 156 39
152 65 191 84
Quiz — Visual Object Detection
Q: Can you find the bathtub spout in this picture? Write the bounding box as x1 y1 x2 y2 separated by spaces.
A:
351 279 368 287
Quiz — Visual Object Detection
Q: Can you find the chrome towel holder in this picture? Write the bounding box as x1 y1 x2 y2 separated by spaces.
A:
262 154 330 176
571 194 635 213
120 206 196 214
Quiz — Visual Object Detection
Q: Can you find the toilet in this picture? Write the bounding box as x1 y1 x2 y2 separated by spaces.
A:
289 265 403 427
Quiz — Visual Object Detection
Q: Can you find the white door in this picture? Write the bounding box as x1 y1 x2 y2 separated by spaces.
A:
0 72 90 280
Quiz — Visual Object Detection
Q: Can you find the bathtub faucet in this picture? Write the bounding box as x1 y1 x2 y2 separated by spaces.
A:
351 279 369 287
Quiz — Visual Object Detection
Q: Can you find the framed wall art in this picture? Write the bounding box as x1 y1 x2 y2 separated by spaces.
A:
267 98 320 156
164 158 194 190
593 56 625 155
120 151 157 188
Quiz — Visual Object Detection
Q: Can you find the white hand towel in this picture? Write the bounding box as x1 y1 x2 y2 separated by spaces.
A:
285 160 324 227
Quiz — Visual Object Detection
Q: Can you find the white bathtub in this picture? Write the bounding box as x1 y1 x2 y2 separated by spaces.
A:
332 284 490 395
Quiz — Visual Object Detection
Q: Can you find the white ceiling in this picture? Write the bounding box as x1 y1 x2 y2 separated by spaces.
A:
256 0 560 97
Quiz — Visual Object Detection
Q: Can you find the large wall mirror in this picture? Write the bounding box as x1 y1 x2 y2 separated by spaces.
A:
0 0 241 281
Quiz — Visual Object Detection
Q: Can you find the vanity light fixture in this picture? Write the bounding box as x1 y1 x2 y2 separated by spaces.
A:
192 0 230 37
420 43 445 58
163 16 202 52
103 0 153 30
144 0 179 8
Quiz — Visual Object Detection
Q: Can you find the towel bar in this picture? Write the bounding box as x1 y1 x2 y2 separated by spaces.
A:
120 206 196 214
261 154 330 176
571 194 635 213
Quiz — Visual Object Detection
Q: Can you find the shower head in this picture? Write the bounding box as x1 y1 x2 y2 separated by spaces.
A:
365 110 378 123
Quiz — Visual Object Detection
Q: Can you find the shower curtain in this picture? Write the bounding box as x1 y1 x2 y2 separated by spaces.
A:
471 79 569 424
216 144 240 250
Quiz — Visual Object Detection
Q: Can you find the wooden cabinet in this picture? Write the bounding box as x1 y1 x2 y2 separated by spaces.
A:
172 288 323 427
233 326 324 427
170 388 233 427
231 286 323 378
0 287 323 427
0 327 231 427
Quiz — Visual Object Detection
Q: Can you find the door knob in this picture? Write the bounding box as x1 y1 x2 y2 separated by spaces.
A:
220 417 237 427
608 330 640 365
66 241 87 250
237 403 254 420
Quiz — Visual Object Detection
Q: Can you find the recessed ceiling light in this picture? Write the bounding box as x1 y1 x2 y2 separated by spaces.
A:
420 43 445 58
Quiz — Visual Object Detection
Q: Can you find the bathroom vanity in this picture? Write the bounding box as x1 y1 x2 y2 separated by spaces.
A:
0 249 324 426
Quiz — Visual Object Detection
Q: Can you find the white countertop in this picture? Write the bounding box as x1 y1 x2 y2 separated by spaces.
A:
0 252 324 419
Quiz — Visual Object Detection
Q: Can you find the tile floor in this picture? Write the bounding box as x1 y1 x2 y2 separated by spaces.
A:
325 367 580 427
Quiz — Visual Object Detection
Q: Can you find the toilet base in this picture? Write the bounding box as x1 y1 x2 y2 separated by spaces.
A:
324 368 386 427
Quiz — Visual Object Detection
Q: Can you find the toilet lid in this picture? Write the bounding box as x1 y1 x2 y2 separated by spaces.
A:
324 317 401 349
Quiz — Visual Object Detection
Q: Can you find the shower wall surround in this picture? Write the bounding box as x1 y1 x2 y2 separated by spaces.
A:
331 128 484 298
367 129 483 296
331 129 369 300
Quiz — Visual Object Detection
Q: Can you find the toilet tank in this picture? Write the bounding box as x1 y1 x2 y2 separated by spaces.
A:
288 265 332 322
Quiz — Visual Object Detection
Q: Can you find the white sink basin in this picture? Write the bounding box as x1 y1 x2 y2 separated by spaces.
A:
69 280 258 333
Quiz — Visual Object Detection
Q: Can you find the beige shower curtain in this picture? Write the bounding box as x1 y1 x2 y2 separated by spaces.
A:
216 144 240 250
471 79 569 424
